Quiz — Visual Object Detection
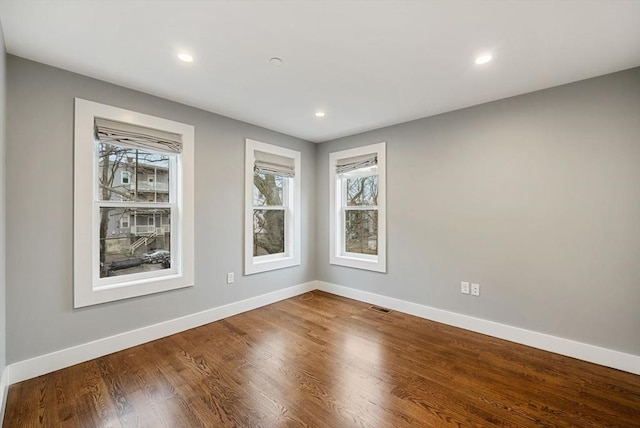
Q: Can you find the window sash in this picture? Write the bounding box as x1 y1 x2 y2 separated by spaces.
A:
341 179 378 256
93 122 179 287
341 174 378 209
96 150 177 204
343 208 378 256
253 172 288 207
252 208 287 257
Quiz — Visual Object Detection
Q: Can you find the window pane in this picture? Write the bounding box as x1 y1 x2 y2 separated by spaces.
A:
346 175 378 206
253 209 285 256
253 172 284 206
99 207 171 278
98 143 170 203
345 210 378 255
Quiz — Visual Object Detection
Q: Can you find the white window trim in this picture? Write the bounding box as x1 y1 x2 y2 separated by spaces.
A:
121 170 130 184
329 142 386 273
244 139 301 275
74 98 194 307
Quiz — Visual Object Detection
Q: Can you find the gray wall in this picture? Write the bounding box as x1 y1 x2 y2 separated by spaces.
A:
6 56 316 363
0 25 6 374
5 55 639 364
317 68 640 356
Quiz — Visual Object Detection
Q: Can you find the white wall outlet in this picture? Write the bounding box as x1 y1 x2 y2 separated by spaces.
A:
461 281 470 294
226 272 234 284
471 283 480 296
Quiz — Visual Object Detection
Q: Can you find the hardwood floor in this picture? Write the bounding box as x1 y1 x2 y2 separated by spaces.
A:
4 291 639 427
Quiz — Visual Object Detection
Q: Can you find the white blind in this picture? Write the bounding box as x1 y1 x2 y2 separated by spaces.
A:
254 150 295 177
335 153 377 174
94 118 182 154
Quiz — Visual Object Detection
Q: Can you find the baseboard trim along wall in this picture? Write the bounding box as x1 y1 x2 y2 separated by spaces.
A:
0 366 9 425
4 279 638 388
316 281 640 375
6 281 316 385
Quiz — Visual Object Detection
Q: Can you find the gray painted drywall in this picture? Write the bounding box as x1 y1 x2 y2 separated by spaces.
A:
4 54 638 365
5 56 317 363
317 68 640 355
0 24 6 374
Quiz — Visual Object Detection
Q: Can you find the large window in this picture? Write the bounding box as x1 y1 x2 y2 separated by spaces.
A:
245 139 301 275
74 99 194 307
329 142 386 272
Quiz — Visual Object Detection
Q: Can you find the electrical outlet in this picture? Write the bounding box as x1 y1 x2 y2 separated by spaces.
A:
461 281 470 294
471 283 480 296
226 272 234 284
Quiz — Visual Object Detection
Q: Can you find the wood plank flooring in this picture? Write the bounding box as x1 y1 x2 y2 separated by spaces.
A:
4 291 640 427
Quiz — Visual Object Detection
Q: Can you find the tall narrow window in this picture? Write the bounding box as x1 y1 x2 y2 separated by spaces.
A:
330 142 386 272
245 139 301 275
74 99 194 307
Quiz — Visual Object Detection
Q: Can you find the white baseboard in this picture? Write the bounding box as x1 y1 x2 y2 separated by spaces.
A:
5 279 638 388
316 281 640 375
0 366 9 426
7 281 316 385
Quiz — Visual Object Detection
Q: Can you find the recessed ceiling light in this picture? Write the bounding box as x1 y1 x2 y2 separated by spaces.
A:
475 54 492 65
315 111 326 118
178 53 194 63
270 57 283 65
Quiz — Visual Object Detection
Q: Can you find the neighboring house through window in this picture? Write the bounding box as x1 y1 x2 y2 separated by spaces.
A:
329 142 386 272
244 139 301 275
74 98 194 307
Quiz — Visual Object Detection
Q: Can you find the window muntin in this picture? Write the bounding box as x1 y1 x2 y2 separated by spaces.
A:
74 98 194 307
330 143 386 272
245 139 301 275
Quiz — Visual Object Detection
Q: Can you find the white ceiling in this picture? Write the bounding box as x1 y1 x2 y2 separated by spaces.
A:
1 1 639 143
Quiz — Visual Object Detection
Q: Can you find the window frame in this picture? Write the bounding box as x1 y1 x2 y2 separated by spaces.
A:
121 170 130 185
329 142 387 272
244 139 301 275
74 98 194 308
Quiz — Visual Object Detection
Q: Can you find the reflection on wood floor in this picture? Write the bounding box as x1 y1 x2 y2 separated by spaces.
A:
4 291 639 427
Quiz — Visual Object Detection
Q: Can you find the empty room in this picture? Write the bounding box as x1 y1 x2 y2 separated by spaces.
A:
0 1 639 427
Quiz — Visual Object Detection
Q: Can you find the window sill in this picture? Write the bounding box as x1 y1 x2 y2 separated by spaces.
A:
245 255 300 275
330 254 386 273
